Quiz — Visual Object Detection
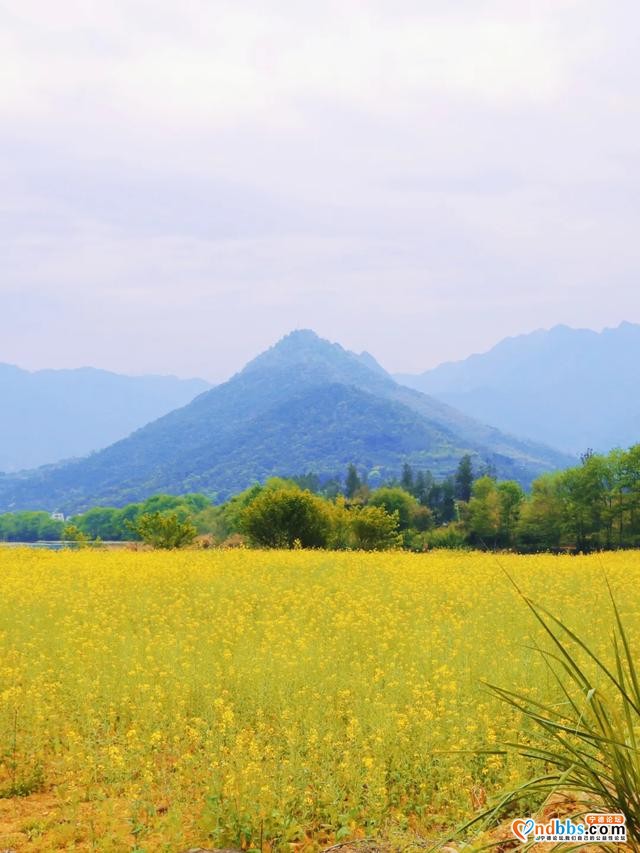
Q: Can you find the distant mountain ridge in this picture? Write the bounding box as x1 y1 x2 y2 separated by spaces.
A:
0 363 211 472
395 322 640 454
0 330 572 513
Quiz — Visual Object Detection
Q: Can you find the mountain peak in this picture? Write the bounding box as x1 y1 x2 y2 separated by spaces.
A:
267 328 327 356
280 328 321 344
0 326 570 510
395 320 640 455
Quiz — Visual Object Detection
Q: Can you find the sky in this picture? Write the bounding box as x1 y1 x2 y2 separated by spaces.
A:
2 0 639 382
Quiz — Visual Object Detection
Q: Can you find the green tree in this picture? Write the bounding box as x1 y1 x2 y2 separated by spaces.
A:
75 507 123 541
240 487 331 548
290 472 321 493
369 486 417 530
557 454 610 550
0 511 64 542
454 454 474 502
516 473 563 549
411 505 434 532
428 478 456 524
400 463 414 494
497 480 525 546
617 445 640 546
130 512 197 549
345 464 362 499
465 476 501 546
349 505 400 551
414 470 433 505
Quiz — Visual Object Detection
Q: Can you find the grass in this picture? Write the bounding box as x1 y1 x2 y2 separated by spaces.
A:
1 548 639 851
483 572 640 849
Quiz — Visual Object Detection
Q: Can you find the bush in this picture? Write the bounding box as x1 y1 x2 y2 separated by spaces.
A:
326 497 352 550
240 487 331 548
349 505 401 551
424 523 468 549
129 512 197 550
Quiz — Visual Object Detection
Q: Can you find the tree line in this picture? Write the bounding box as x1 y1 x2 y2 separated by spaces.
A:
2 445 640 551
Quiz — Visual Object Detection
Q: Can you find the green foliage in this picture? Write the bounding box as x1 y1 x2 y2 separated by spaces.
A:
411 505 434 532
326 497 353 550
465 476 501 545
424 523 468 549
369 486 418 530
349 505 401 551
514 445 640 552
463 477 524 548
4 443 640 553
426 477 457 524
497 480 525 544
345 464 362 499
240 487 331 549
454 453 474 502
73 507 124 541
70 493 212 542
400 462 414 493
0 511 64 542
130 511 198 550
515 474 563 548
62 523 90 547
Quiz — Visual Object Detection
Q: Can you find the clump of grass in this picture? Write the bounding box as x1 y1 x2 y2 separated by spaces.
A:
486 576 640 848
0 767 44 798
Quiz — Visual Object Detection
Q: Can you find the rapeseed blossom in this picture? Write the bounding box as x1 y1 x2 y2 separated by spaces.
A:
0 548 637 851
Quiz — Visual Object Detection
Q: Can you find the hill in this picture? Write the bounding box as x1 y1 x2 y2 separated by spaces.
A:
0 330 573 513
395 322 640 454
0 364 210 472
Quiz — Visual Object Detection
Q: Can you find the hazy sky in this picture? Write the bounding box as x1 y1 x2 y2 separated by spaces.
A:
2 0 639 381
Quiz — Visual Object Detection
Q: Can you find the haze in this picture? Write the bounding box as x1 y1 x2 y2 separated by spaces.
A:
2 0 639 381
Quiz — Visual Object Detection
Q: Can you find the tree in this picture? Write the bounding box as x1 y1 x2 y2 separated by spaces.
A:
411 505 434 532
240 487 331 548
369 486 418 530
454 454 474 502
442 478 457 523
465 476 501 546
75 507 123 541
349 505 400 551
62 523 90 547
130 512 197 549
400 463 414 494
0 511 65 542
497 480 525 546
516 474 563 549
290 472 320 493
345 464 362 499
617 445 640 546
557 454 610 550
414 470 433 505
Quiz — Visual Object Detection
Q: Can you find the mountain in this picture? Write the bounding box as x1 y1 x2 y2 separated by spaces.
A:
0 330 573 513
0 364 211 472
395 322 640 455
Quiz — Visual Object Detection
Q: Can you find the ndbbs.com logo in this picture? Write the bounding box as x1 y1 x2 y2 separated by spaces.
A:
512 813 627 844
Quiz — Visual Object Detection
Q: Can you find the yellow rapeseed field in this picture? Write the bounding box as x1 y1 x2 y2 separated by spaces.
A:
1 548 638 851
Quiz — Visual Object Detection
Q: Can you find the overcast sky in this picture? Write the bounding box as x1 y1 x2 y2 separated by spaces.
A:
2 0 639 381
